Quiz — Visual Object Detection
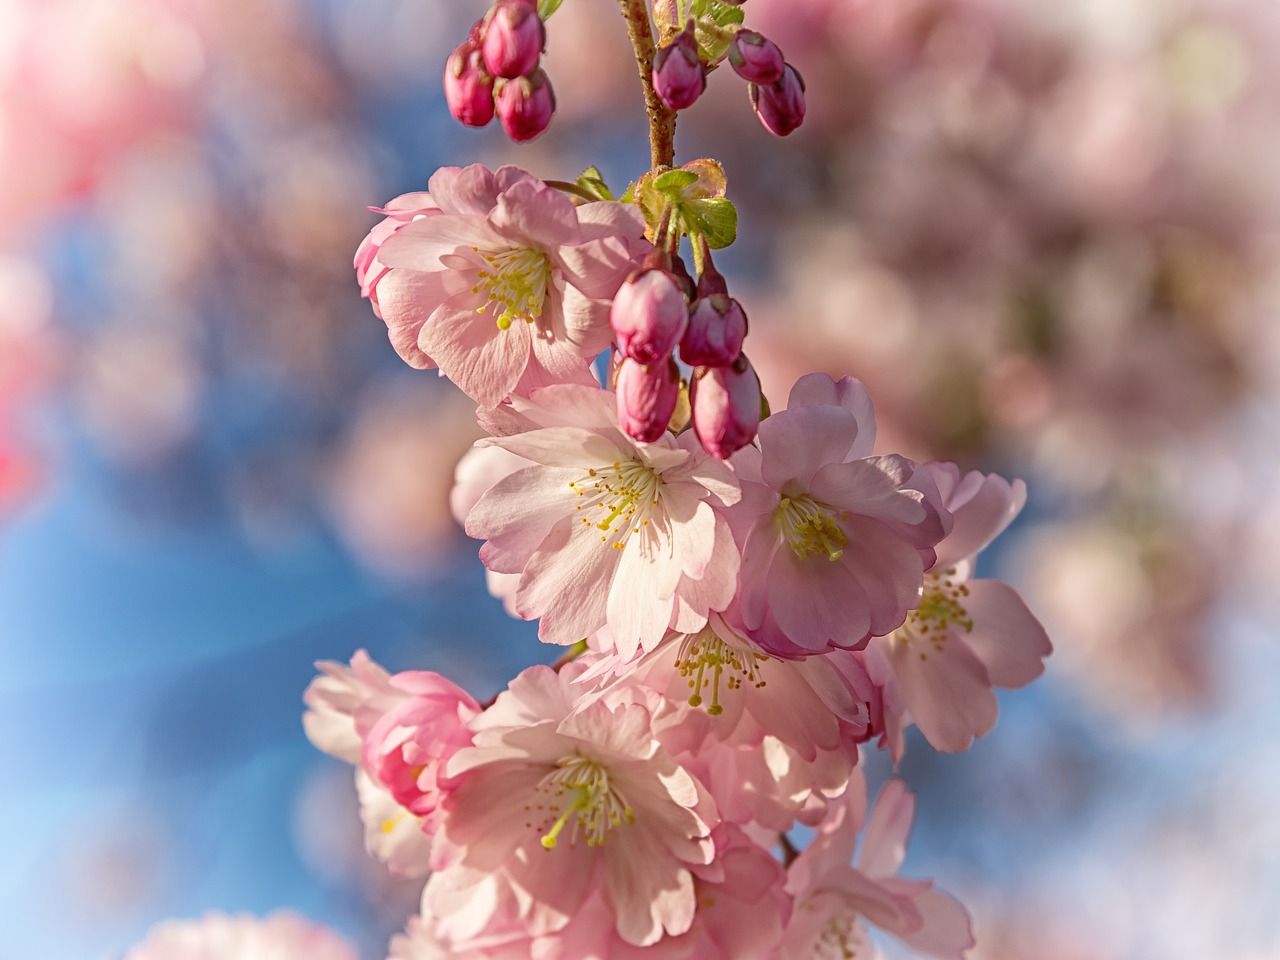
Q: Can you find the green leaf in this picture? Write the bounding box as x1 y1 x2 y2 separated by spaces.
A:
575 166 614 201
537 0 565 18
653 169 700 193
707 2 745 27
689 196 737 249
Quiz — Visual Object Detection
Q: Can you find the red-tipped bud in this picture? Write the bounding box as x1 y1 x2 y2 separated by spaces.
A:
444 42 496 127
750 63 806 136
611 269 689 364
495 69 555 141
681 295 747 367
691 356 761 458
482 0 545 80
652 29 706 111
617 357 681 444
728 30 785 85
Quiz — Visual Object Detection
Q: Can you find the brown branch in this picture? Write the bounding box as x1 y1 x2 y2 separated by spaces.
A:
617 0 677 169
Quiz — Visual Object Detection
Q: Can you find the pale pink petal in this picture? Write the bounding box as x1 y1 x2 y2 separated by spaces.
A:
467 464 582 572
931 466 1027 570
491 178 581 248
757 404 859 491
858 779 914 878
767 549 871 651
785 373 877 459
428 163 501 215
881 630 997 753
962 578 1052 688
896 888 976 960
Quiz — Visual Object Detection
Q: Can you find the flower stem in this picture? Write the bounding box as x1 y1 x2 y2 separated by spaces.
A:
779 831 800 865
617 0 677 170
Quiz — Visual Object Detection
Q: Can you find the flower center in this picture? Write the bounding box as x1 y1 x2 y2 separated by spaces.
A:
473 245 551 330
892 567 973 660
815 908 863 960
569 460 662 549
531 755 634 850
776 495 848 561
674 625 767 716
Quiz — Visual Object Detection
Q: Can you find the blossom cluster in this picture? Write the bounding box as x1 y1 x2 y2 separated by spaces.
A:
307 142 1052 956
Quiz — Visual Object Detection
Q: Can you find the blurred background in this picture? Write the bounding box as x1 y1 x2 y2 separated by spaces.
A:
1 0 1277 957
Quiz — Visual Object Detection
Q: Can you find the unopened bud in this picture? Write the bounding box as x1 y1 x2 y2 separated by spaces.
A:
691 356 761 458
681 295 747 367
482 0 545 80
495 69 555 141
617 357 681 444
652 29 706 111
444 43 496 127
611 269 689 364
749 63 806 136
728 30 785 85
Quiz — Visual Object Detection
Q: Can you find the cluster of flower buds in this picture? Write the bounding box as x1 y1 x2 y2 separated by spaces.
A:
652 19 805 137
730 30 806 136
683 249 761 458
609 238 761 457
444 0 555 141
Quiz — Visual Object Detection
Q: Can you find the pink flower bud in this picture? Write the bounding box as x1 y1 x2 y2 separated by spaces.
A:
616 357 680 444
750 63 806 136
691 356 761 458
443 42 495 127
681 294 747 367
495 69 555 142
652 30 705 111
481 0 545 80
728 30 785 85
611 269 689 364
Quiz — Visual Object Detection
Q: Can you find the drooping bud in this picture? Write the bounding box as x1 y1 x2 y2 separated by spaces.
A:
444 42 496 127
495 68 555 141
682 295 747 367
728 30 785 85
652 28 706 111
482 0 545 80
749 64 806 136
611 267 689 364
617 357 681 444
691 355 761 458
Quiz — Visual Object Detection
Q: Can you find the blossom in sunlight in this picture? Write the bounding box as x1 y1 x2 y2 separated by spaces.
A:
361 671 481 819
731 373 950 657
464 383 740 658
867 463 1052 758
426 664 716 947
124 911 357 960
782 778 974 960
367 164 647 406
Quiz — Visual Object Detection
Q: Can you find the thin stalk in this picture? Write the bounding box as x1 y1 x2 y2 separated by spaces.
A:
617 0 677 169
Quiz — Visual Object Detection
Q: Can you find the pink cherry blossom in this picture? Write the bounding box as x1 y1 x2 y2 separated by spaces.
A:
353 191 443 369
356 770 434 878
361 671 481 819
371 164 646 406
303 649 409 764
463 383 741 659
124 911 357 960
426 664 717 947
866 462 1053 758
730 373 950 657
601 612 873 764
782 778 975 960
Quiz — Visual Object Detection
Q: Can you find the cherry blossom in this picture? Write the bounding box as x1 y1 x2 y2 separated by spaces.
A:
782 778 975 960
427 664 717 947
731 373 951 657
866 462 1053 757
368 164 646 406
464 383 741 658
124 911 357 960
